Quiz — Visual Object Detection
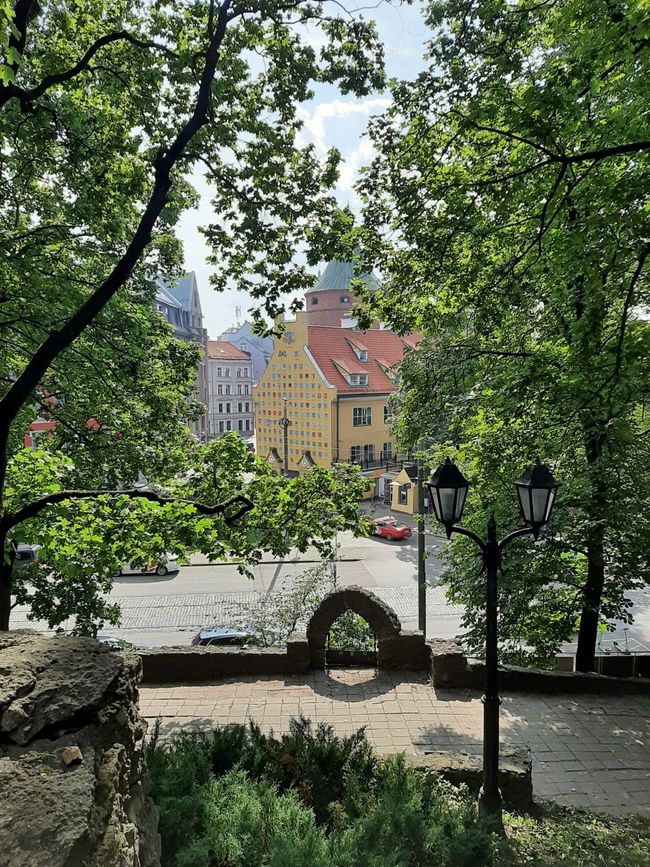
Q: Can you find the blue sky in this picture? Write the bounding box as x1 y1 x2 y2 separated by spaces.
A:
177 1 432 337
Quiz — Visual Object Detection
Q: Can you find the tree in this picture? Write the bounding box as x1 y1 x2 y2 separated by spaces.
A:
0 0 383 630
355 0 650 670
7 435 371 633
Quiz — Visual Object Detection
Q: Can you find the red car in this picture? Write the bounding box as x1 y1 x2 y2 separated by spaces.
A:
372 517 412 541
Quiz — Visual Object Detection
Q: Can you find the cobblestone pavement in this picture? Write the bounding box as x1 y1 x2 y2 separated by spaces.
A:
140 669 650 816
11 585 463 633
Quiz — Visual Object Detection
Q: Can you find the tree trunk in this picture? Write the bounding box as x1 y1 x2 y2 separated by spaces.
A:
575 524 605 672
0 533 13 630
575 423 607 672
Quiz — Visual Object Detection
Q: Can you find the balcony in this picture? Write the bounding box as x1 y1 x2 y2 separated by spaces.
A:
345 453 411 473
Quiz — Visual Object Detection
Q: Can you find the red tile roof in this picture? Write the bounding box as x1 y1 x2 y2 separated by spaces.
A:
207 340 251 360
307 326 419 394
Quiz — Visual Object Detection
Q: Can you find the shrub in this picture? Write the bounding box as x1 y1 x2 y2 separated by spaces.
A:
147 719 494 866
327 611 376 651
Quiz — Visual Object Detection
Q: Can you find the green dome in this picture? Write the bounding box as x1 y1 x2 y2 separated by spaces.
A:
308 260 380 293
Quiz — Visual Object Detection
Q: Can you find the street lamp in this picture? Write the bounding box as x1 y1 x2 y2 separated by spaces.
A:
428 457 558 830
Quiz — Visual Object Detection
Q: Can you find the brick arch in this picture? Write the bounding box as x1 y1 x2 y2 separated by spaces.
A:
306 585 402 669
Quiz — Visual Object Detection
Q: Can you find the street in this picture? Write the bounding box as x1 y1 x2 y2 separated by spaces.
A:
12 519 465 646
12 512 650 658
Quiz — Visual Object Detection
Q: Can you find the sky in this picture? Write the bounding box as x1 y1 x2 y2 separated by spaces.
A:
176 1 433 338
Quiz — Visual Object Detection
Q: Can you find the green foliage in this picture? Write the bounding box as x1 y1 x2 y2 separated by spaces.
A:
147 718 495 867
0 0 384 629
147 718 650 867
498 806 650 867
6 436 371 632
328 611 376 651
355 0 650 664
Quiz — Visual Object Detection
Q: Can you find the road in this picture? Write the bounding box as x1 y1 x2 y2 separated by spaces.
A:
12 510 650 659
12 520 466 646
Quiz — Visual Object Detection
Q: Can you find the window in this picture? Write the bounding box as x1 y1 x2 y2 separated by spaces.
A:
399 485 409 506
225 385 231 395
340 295 349 302
217 384 223 395
363 444 374 463
311 297 318 305
245 419 251 431
350 445 361 464
244 384 249 395
384 405 390 424
218 421 225 433
236 368 241 377
245 402 250 412
382 442 392 459
218 402 223 413
345 371 369 386
217 366 222 377
238 419 243 432
237 384 242 395
352 407 372 427
226 420 232 431
226 402 231 413
224 367 231 377
238 402 243 412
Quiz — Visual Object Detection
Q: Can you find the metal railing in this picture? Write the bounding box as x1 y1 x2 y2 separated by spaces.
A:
345 453 412 472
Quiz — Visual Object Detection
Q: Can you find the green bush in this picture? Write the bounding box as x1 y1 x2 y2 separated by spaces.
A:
327 611 376 651
147 719 495 867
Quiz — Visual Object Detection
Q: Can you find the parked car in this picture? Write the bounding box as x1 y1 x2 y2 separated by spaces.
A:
192 626 257 647
97 636 139 651
14 543 41 574
117 555 179 577
371 518 412 541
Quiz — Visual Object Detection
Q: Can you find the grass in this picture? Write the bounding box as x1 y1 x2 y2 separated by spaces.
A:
498 804 650 866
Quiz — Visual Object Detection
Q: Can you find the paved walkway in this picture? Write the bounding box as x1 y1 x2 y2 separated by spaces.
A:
11 586 463 634
140 669 650 816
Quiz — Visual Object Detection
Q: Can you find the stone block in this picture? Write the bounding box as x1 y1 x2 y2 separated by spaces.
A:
0 632 160 867
408 748 533 812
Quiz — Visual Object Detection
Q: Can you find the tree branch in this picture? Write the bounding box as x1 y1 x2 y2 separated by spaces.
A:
0 0 233 491
4 488 253 531
1 30 178 111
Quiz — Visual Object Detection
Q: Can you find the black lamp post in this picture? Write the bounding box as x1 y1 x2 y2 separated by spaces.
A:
428 457 558 829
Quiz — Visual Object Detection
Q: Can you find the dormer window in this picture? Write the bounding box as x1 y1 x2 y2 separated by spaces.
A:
347 339 368 362
348 373 369 386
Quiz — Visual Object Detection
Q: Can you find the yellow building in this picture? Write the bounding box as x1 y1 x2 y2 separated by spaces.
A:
254 301 418 500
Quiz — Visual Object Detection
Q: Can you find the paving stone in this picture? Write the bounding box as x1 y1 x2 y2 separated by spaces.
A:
142 669 650 816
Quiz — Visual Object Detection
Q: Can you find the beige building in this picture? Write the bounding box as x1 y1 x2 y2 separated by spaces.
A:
254 302 418 497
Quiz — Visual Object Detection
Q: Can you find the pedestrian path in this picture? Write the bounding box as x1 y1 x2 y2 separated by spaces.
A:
11 586 463 634
140 669 650 816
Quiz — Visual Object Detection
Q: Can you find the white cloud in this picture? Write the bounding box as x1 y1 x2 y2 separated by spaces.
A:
297 97 391 157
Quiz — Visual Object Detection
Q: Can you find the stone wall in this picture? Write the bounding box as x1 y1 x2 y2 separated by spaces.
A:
408 749 533 812
429 638 650 695
305 585 430 671
0 632 160 867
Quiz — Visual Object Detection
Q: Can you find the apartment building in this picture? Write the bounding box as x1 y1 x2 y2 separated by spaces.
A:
218 320 273 384
155 272 209 441
253 307 417 493
206 341 254 439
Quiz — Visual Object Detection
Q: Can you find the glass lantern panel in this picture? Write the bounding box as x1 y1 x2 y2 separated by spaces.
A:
517 486 533 522
439 488 456 523
531 488 550 524
456 486 468 520
544 488 556 522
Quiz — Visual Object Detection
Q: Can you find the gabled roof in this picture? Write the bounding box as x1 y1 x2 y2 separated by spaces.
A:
308 260 380 294
167 273 196 312
331 357 367 375
207 340 252 360
155 278 182 309
307 326 419 394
